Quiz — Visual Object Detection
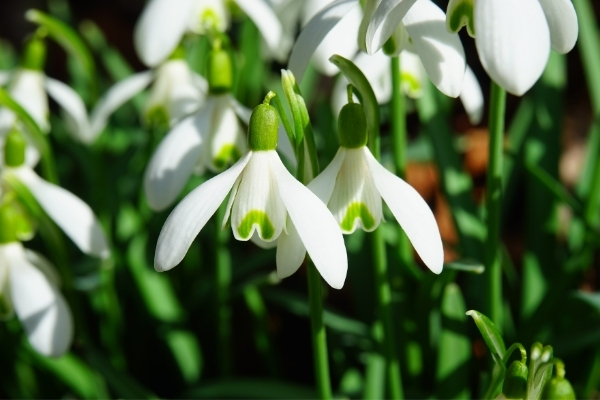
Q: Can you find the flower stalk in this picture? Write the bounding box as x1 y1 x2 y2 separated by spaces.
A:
484 81 507 332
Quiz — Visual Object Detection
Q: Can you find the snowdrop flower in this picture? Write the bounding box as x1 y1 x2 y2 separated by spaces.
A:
332 50 484 125
0 37 95 150
86 52 208 143
155 93 348 289
0 241 72 357
291 96 443 274
134 0 283 68
1 130 110 259
289 0 466 98
144 48 248 211
446 0 578 95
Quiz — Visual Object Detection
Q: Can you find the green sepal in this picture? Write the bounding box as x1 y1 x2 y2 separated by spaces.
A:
502 361 528 399
4 129 27 167
446 0 475 37
338 103 368 148
21 37 47 71
248 103 279 151
206 48 232 94
541 378 576 400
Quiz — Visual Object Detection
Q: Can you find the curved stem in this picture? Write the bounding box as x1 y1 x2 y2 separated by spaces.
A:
484 81 506 331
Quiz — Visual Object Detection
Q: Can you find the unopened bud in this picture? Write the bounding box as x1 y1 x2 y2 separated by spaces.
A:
502 361 528 400
248 93 278 151
22 37 47 71
5 129 26 167
338 102 367 149
542 377 576 400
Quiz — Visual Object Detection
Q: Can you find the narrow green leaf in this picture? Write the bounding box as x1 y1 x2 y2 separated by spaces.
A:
445 259 485 274
466 310 506 361
0 87 57 183
26 9 97 100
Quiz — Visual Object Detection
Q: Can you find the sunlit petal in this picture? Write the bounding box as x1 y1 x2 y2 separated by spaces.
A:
307 146 346 203
364 0 418 54
403 0 466 98
45 78 92 143
134 0 195 67
7 243 73 357
204 95 246 173
474 0 549 96
10 168 110 259
155 151 253 272
10 70 49 132
459 66 484 125
363 147 443 273
24 249 61 288
538 0 578 54
276 217 306 278
270 152 347 289
235 0 283 54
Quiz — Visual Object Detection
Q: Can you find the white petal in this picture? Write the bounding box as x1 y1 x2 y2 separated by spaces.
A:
45 78 92 143
10 167 110 258
89 71 154 138
328 148 383 234
0 70 12 86
10 70 49 132
133 0 195 67
270 152 347 289
307 146 346 203
250 231 278 249
474 0 550 96
459 66 484 125
155 151 253 271
364 0 418 54
231 152 287 242
403 0 466 98
399 50 427 99
276 217 306 278
235 0 283 53
363 147 443 273
311 5 362 76
7 243 73 357
24 249 61 288
230 97 252 124
288 0 360 82
203 95 246 173
538 0 578 54
144 107 211 212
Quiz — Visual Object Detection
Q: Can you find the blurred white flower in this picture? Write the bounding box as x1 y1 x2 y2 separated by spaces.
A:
155 101 348 289
289 0 466 98
0 242 73 357
134 0 283 68
446 0 578 95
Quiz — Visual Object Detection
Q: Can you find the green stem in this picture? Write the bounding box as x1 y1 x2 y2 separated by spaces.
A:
390 56 422 280
307 261 332 400
484 81 506 332
216 204 232 376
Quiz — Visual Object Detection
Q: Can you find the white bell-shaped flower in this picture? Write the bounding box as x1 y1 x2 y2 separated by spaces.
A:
446 0 578 95
134 0 283 68
155 96 348 289
285 100 444 275
289 0 466 98
0 242 73 357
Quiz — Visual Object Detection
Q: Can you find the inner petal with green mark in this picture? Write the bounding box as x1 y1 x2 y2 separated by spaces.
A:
237 210 276 240
340 202 376 233
213 144 242 171
447 0 475 37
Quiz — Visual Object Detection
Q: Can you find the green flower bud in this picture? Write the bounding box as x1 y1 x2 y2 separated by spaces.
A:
206 48 232 94
4 129 27 167
21 37 47 71
0 204 19 244
502 361 529 399
248 101 278 151
541 377 576 400
338 102 368 148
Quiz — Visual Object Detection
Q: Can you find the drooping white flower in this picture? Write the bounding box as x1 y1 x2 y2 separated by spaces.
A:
87 57 208 143
134 0 283 68
0 242 73 357
446 0 578 95
284 100 444 275
155 97 348 289
289 0 466 98
332 50 484 125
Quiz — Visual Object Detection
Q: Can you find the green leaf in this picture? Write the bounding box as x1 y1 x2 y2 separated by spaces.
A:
329 54 381 158
445 259 485 274
26 9 97 101
0 87 58 183
185 379 316 399
466 310 506 362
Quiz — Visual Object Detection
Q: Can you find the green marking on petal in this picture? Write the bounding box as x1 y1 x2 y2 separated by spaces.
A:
213 144 242 170
145 106 169 129
447 0 475 37
401 72 422 98
238 210 275 240
340 202 376 233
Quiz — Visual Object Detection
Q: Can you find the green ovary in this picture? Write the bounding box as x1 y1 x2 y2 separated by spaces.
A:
213 145 241 170
340 202 376 232
238 210 275 240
